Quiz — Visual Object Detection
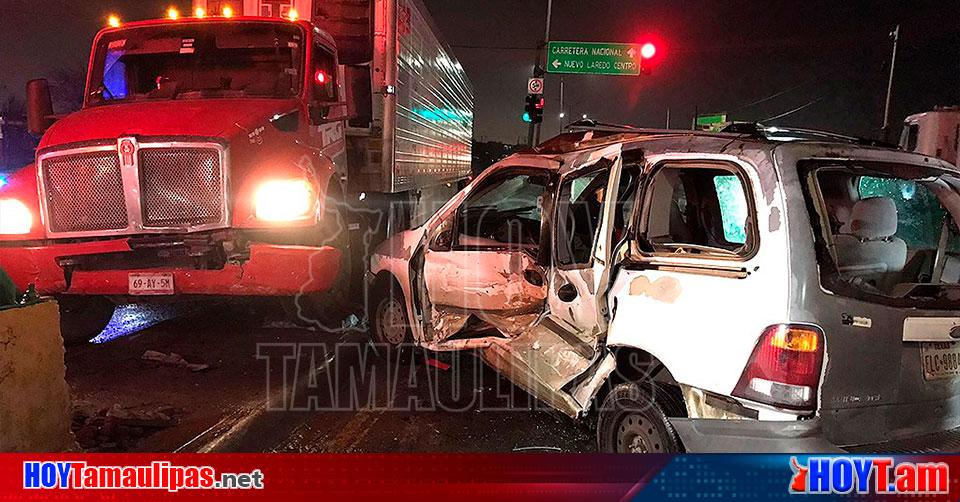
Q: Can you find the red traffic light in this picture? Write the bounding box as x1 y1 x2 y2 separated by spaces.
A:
640 43 656 59
315 70 328 85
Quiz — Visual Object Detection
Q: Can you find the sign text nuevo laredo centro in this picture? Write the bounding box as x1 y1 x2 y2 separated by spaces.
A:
547 41 642 76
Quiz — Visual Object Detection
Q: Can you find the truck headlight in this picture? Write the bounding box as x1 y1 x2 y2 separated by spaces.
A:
0 199 32 234
254 179 315 222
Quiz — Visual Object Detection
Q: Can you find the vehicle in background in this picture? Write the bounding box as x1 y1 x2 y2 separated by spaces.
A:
370 124 960 453
0 118 38 173
0 0 472 341
901 106 959 166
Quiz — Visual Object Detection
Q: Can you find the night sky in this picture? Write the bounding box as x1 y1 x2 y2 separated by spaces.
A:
1 0 957 143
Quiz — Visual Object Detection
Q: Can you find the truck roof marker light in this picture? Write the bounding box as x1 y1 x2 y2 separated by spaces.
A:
222 5 234 17
167 7 180 20
288 8 299 21
194 7 206 18
107 14 121 28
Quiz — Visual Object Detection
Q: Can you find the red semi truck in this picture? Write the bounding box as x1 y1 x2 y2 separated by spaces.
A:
0 0 473 340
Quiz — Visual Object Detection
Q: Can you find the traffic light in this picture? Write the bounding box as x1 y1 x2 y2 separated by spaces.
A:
524 94 544 124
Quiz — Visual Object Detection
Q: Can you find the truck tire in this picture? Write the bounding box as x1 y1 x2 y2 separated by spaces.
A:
597 382 681 453
57 296 115 345
284 183 354 330
369 276 411 345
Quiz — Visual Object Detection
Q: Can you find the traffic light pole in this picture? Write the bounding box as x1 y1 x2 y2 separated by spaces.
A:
527 0 552 146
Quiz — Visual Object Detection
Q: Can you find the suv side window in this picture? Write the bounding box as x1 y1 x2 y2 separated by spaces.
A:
454 171 549 251
641 162 755 257
555 167 611 267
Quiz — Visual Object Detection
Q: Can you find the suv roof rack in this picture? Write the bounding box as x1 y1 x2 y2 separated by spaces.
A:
561 119 900 149
719 122 900 149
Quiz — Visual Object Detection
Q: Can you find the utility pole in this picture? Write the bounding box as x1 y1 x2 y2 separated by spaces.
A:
558 78 564 134
527 0 552 146
882 24 900 135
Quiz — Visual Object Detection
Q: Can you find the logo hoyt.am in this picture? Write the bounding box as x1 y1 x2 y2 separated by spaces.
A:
790 457 949 495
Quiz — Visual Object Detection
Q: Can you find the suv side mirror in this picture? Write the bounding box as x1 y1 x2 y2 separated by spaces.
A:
26 79 55 136
433 229 453 251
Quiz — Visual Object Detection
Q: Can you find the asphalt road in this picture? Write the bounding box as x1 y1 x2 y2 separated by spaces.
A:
65 303 595 453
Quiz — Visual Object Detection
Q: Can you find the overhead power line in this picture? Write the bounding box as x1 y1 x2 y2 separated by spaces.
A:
762 96 828 122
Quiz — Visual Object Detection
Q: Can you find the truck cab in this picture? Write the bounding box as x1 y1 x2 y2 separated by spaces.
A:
0 1 472 341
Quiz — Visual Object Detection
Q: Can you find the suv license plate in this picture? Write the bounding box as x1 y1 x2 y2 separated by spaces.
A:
921 342 960 381
128 273 175 296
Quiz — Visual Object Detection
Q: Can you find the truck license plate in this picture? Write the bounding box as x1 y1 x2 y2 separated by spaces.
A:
128 273 175 296
921 342 960 381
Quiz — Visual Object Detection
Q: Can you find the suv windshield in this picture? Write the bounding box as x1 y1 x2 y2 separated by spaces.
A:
805 162 960 306
88 22 304 105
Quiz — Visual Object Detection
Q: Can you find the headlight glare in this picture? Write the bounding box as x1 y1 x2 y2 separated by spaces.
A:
254 179 315 222
0 199 32 235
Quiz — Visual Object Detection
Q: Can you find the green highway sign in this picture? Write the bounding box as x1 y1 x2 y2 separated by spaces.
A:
546 41 642 76
695 113 728 127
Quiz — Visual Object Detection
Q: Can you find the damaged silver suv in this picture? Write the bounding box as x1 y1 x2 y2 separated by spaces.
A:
368 124 960 453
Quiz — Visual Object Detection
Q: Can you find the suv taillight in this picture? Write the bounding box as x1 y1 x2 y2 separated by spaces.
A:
732 324 824 412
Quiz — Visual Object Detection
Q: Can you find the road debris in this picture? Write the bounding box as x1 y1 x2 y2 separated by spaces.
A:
141 350 210 372
73 403 177 451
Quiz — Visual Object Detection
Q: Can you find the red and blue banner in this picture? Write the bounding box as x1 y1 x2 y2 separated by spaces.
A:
2 454 960 500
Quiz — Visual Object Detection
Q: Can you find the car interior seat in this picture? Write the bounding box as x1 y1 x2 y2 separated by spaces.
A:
833 197 908 288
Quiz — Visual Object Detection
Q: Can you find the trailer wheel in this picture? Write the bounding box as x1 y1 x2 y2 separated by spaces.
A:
56 296 115 345
597 382 681 453
369 276 411 345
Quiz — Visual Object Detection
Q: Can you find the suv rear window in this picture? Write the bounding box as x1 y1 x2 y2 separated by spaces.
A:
804 162 960 307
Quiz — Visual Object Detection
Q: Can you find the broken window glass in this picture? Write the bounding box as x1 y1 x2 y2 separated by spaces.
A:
556 169 610 266
642 164 753 257
455 172 549 250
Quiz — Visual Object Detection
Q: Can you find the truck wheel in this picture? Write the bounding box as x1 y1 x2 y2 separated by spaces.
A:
597 382 681 453
284 184 354 329
369 277 411 345
57 296 115 345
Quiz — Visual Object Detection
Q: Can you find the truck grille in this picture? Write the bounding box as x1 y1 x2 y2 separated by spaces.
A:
140 148 225 227
39 139 229 237
42 151 128 233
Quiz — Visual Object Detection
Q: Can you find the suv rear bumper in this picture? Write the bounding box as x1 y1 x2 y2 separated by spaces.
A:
0 239 341 296
670 418 843 453
672 417 960 453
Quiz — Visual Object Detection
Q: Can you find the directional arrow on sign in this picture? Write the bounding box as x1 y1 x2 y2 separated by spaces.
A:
546 41 643 76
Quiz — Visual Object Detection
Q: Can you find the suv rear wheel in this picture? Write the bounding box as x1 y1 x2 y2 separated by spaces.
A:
597 382 681 453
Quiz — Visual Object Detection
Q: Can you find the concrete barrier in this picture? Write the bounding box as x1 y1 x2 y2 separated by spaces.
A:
0 301 76 451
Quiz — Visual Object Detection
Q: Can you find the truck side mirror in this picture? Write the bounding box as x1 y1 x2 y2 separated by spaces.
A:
308 102 332 124
26 79 55 137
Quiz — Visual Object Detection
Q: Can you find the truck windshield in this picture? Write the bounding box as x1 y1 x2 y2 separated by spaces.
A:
805 162 960 306
88 22 304 105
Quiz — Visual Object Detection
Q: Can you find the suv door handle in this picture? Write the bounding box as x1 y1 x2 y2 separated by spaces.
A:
556 283 578 302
